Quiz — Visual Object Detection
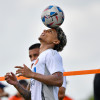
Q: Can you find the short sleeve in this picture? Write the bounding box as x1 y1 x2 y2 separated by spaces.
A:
62 76 67 88
46 49 64 75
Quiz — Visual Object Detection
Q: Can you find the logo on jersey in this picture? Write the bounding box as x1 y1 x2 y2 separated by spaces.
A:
33 58 39 73
30 79 35 86
34 58 39 65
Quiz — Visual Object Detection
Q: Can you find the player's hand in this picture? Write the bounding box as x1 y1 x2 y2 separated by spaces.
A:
15 64 33 78
5 72 18 86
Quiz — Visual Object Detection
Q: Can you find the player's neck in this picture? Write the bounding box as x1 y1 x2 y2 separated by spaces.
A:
39 43 54 54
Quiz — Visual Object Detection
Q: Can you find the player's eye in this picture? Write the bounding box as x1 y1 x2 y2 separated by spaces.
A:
29 55 32 58
49 30 52 33
34 54 39 57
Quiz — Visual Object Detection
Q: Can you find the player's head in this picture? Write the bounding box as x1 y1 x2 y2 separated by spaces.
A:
0 82 6 93
29 43 40 62
39 27 67 52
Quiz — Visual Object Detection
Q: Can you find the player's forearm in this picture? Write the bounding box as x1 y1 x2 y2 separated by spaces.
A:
0 94 2 97
0 94 4 97
30 72 63 87
14 82 31 100
0 92 9 97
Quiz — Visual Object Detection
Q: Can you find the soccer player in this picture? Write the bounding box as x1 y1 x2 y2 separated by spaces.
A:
29 43 67 100
5 27 67 100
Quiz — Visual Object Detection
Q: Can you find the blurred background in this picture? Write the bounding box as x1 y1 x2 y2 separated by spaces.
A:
0 0 100 100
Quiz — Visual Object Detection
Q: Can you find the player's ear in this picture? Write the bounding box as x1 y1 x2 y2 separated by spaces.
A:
53 40 60 45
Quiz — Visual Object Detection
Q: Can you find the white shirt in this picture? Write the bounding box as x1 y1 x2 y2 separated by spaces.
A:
30 49 64 100
62 73 67 88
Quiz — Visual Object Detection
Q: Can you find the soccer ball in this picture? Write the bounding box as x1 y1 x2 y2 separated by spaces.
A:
41 5 64 28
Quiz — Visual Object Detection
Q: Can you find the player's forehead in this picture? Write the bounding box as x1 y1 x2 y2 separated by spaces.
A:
48 28 56 32
29 48 39 53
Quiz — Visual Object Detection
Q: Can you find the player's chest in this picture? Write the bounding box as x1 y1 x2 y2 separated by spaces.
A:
32 55 46 74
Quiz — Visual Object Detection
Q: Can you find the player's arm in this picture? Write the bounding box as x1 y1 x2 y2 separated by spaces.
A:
31 71 63 87
58 87 65 100
14 82 31 100
15 65 63 87
0 92 9 97
5 72 31 100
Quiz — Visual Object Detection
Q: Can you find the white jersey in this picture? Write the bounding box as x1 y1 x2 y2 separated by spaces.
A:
30 49 64 100
62 73 67 88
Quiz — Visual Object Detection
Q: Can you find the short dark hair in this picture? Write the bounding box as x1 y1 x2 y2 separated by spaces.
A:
54 27 67 52
19 80 28 87
0 82 6 89
29 43 41 50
